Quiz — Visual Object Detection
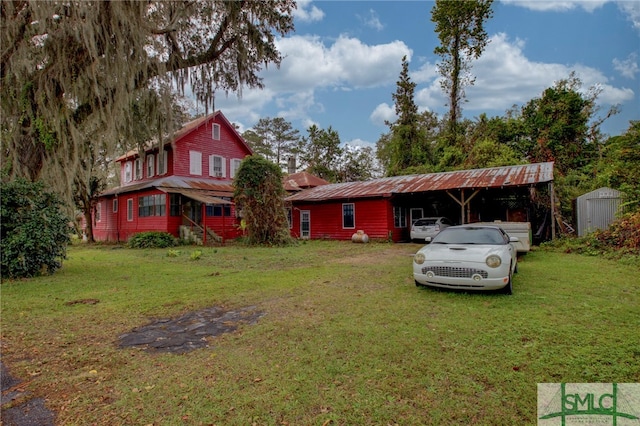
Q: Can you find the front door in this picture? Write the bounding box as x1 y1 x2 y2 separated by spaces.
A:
183 200 202 225
300 210 310 238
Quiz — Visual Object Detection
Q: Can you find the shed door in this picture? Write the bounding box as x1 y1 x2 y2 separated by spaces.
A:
300 210 310 238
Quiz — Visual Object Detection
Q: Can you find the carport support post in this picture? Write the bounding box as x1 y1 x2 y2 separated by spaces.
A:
447 189 480 224
202 203 206 245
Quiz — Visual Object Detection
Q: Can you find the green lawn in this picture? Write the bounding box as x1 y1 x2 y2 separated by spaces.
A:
1 241 638 425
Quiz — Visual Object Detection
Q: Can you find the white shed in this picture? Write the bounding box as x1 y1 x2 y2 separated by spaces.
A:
575 187 623 237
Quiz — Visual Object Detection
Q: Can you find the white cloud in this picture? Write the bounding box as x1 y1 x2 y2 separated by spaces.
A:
263 35 410 92
218 34 410 131
617 0 640 31
500 0 608 12
358 9 384 31
369 103 396 127
414 32 635 115
293 0 325 23
613 52 639 79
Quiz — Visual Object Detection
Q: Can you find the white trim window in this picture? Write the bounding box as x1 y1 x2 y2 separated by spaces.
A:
212 123 221 140
127 199 134 221
230 158 242 178
209 155 226 178
134 158 143 180
342 203 355 229
124 161 132 183
190 151 202 175
147 154 155 178
157 150 168 175
394 206 407 228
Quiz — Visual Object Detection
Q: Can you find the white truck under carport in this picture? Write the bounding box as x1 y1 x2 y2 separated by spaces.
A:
474 221 532 253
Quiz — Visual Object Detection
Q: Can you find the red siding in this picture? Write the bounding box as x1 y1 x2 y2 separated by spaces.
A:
171 120 250 179
289 198 406 242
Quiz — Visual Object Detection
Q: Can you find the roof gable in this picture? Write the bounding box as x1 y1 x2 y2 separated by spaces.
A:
117 111 251 161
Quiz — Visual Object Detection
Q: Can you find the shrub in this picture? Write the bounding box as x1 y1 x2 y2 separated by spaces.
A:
127 232 177 249
592 210 640 253
1 179 71 278
542 210 640 260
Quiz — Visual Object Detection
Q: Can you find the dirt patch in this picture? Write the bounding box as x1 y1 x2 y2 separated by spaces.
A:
118 305 265 354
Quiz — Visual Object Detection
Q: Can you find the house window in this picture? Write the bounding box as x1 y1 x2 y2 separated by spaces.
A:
209 155 225 177
113 199 118 213
230 158 242 178
342 203 355 229
95 202 101 222
147 154 155 178
212 123 221 140
170 194 182 216
134 158 143 180
127 199 134 221
138 194 166 217
205 199 231 217
394 206 407 228
124 161 132 183
190 151 202 175
157 150 168 175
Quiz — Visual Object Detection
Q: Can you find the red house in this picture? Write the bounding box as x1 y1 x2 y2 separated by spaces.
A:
285 162 555 242
93 111 252 244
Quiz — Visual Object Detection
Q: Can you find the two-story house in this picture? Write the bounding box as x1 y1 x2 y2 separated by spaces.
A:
92 111 252 244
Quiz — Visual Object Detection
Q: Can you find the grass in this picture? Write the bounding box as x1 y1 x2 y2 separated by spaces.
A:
1 241 639 425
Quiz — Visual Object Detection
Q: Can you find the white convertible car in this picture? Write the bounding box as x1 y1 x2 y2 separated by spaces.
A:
413 225 519 294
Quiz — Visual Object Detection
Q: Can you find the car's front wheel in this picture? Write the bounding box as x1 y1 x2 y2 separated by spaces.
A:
500 269 513 295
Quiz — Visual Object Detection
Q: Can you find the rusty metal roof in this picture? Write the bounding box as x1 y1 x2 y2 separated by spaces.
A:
286 162 554 202
100 176 235 197
283 171 330 192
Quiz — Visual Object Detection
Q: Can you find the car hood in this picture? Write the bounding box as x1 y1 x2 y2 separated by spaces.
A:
420 244 506 261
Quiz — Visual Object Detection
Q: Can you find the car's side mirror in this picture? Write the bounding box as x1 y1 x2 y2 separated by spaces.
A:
509 236 519 242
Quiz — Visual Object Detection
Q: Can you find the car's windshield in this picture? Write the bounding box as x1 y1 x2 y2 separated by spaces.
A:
414 219 437 226
431 227 505 245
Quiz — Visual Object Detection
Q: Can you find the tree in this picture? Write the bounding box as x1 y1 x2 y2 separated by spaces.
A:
1 1 295 202
382 56 434 176
597 121 640 209
431 0 493 146
233 156 292 246
519 74 594 176
1 178 70 278
338 145 380 182
300 125 343 182
378 110 440 176
250 117 302 170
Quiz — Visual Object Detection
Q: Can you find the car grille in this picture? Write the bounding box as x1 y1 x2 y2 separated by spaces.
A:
421 266 488 279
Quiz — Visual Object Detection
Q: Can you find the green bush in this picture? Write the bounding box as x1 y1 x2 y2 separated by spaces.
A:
541 210 640 262
1 178 71 278
127 232 177 249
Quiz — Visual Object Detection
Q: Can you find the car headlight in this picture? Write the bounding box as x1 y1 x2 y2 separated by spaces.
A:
414 252 425 265
486 255 501 268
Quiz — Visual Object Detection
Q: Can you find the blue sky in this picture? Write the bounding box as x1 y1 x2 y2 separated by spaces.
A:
212 0 640 149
